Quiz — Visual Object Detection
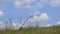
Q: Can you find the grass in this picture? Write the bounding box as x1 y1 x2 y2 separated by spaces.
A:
0 25 60 34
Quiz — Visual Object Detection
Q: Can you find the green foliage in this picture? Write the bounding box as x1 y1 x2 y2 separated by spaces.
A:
0 25 60 34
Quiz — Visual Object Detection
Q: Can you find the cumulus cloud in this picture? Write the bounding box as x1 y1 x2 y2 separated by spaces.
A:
0 11 4 17
33 12 49 21
17 12 50 28
0 11 50 30
40 13 49 21
28 12 49 23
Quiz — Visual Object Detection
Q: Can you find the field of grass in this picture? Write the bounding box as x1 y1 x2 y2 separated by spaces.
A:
0 25 60 34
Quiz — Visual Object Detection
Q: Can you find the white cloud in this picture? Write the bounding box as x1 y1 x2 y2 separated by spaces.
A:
28 12 49 23
25 3 42 10
22 12 49 27
40 13 49 21
15 1 22 8
0 21 6 29
39 24 52 27
0 21 13 30
15 0 36 8
46 24 51 27
0 21 20 30
33 13 49 21
48 0 60 7
40 0 60 7
13 23 21 30
0 12 49 30
22 0 36 3
14 0 42 9
0 11 4 17
55 21 60 25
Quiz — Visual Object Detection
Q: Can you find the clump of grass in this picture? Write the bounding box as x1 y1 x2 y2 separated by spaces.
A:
0 25 60 34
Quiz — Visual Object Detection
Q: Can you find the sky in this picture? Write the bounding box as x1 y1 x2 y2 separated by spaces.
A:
0 0 60 29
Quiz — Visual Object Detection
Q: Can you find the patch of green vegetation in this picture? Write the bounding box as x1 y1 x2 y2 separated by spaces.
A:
0 25 60 34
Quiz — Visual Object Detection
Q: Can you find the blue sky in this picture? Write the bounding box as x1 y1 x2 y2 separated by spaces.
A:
0 0 60 27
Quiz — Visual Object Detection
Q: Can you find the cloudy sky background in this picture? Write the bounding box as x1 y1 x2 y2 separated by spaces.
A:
0 0 60 30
